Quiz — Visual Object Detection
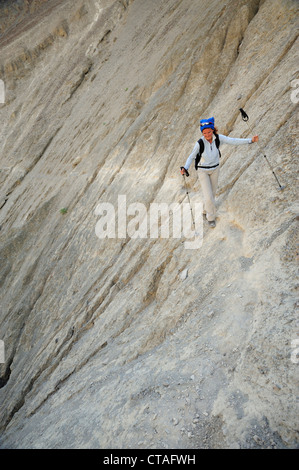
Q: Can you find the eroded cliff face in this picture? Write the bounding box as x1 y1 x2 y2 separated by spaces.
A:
0 0 298 449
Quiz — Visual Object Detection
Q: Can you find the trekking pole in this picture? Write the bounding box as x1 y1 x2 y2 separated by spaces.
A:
239 108 285 190
180 167 195 229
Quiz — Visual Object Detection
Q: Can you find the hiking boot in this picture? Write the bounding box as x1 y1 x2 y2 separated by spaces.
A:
208 220 216 228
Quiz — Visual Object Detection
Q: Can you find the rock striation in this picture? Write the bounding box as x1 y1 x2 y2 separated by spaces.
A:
0 0 298 449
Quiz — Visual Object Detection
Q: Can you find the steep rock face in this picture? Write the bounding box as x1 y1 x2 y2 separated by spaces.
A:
0 0 298 449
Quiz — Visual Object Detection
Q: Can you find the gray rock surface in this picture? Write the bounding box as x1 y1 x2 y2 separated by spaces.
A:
0 0 298 449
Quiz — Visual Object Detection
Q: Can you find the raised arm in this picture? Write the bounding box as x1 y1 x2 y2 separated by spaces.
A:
219 134 258 145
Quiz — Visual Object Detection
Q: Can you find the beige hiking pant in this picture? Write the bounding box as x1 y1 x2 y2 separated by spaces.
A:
197 166 220 222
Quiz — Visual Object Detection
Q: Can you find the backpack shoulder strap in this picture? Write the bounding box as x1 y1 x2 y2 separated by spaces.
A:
195 138 204 170
198 138 204 152
214 133 221 158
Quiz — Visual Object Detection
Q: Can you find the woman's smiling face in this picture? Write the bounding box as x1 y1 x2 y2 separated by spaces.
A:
202 128 214 142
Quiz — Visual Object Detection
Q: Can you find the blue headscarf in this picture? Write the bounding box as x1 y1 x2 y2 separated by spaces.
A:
200 117 215 132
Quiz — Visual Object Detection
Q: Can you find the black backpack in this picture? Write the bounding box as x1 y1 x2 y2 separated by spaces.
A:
195 133 221 170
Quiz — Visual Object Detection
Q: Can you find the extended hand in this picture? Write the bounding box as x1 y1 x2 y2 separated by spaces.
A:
252 135 259 143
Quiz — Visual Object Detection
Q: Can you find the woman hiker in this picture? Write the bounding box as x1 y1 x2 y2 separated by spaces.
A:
180 117 258 228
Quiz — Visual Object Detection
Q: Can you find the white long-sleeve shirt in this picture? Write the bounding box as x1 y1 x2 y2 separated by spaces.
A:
184 134 252 170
